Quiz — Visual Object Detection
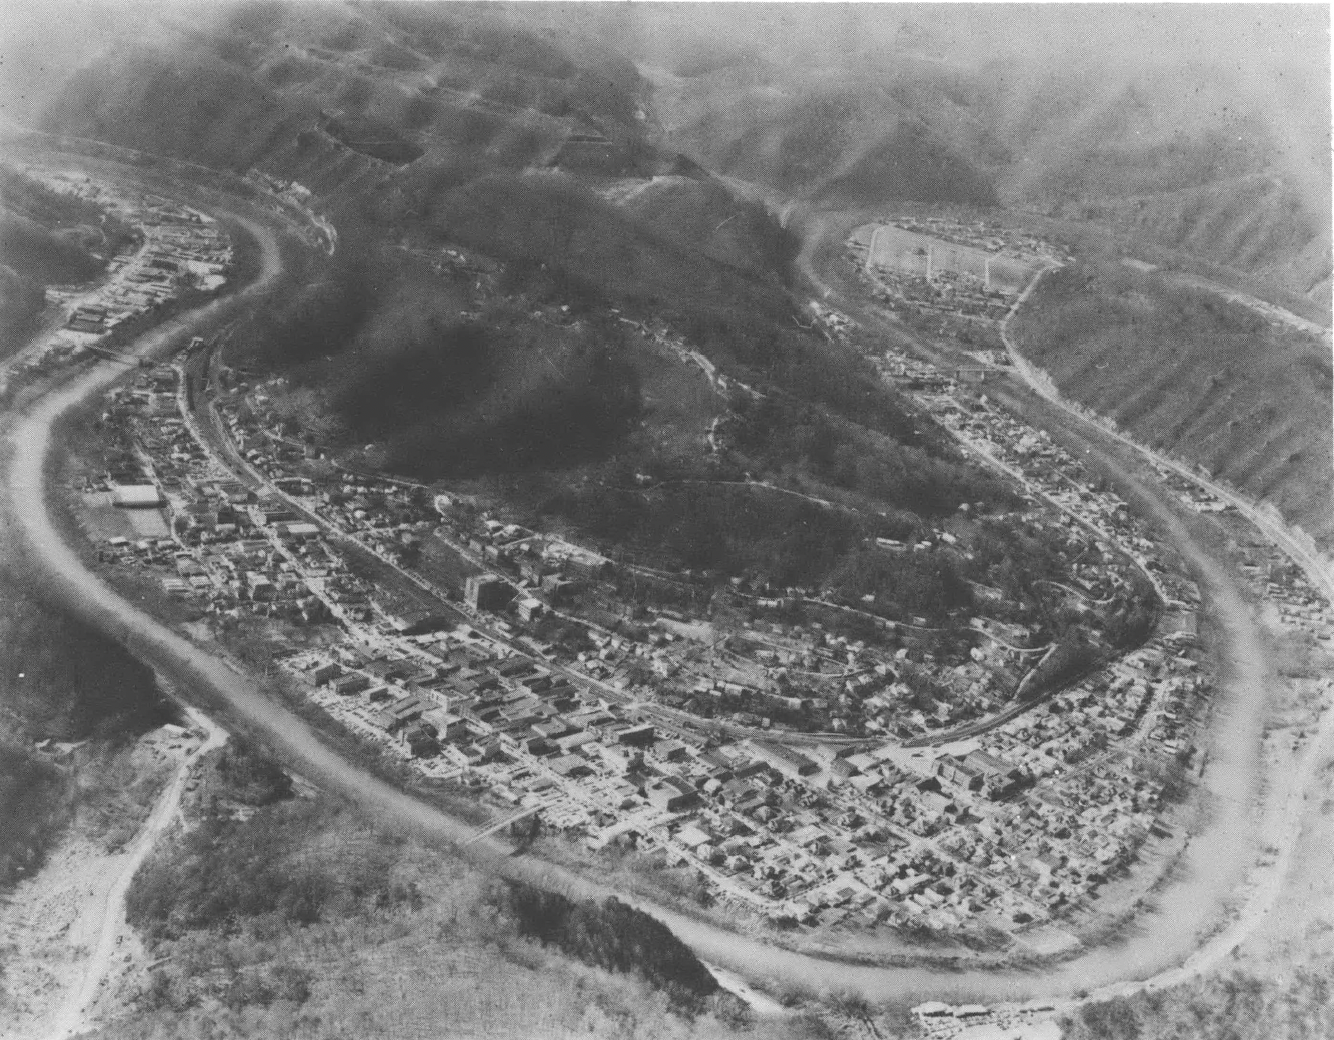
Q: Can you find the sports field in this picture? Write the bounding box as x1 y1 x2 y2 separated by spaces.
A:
865 225 1037 293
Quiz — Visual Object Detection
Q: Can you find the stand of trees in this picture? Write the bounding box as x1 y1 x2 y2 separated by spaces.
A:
127 802 422 941
495 881 719 1010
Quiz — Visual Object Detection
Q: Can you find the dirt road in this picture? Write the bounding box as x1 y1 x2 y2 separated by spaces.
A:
35 709 226 1040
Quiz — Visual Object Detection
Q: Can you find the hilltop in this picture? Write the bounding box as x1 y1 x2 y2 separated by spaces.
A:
9 2 1035 599
614 6 1330 307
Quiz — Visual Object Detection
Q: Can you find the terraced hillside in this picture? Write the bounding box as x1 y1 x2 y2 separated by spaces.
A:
1010 258 1333 550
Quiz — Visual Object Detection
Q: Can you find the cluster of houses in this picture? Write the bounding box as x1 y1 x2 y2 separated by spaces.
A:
17 171 231 382
870 215 1072 267
269 585 1202 938
241 168 337 254
1229 528 1334 642
74 188 1328 949
900 366 1201 613
913 999 1059 1039
88 304 1210 946
845 218 1069 347
92 372 342 623
866 263 1018 322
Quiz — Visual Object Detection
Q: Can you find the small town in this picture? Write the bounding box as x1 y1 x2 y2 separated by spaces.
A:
3 7 1331 1039
2 167 233 397
67 236 1330 950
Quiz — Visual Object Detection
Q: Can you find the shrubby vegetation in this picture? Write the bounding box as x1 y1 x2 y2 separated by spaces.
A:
496 881 719 1009
0 164 131 276
118 789 788 1038
0 266 47 355
0 164 135 353
0 570 174 888
0 571 174 741
127 801 422 941
728 393 1012 516
1013 258 1334 545
543 482 863 588
210 738 294 807
230 238 644 478
0 737 69 886
1061 968 1334 1040
128 796 717 1011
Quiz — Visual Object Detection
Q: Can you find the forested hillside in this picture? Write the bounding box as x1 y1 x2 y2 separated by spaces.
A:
1011 258 1334 548
0 164 133 350
624 6 1330 305
0 570 175 888
7 3 1015 593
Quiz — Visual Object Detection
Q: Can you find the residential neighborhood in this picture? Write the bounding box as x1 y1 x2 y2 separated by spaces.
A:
72 264 1333 950
3 167 232 396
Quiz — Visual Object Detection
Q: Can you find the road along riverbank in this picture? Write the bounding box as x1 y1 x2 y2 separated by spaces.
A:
2 169 1325 1012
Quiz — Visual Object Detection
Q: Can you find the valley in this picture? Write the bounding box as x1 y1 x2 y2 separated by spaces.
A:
0 5 1328 1039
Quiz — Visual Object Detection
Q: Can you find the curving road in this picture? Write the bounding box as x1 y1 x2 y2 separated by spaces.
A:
4 166 1331 1013
41 705 227 1040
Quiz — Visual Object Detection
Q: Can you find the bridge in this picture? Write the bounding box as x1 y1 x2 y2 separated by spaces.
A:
87 343 150 367
461 803 545 846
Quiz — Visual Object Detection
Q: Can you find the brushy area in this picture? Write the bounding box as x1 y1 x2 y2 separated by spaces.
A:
0 164 135 353
1061 969 1334 1040
113 777 827 1040
0 568 175 888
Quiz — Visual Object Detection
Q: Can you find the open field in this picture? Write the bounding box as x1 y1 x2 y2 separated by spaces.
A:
865 224 1038 293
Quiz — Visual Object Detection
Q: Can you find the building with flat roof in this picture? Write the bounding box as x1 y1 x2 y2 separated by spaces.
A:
466 574 513 612
112 484 164 508
646 776 697 812
745 739 818 778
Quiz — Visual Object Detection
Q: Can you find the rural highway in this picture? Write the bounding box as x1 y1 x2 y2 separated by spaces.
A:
4 161 1331 1015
